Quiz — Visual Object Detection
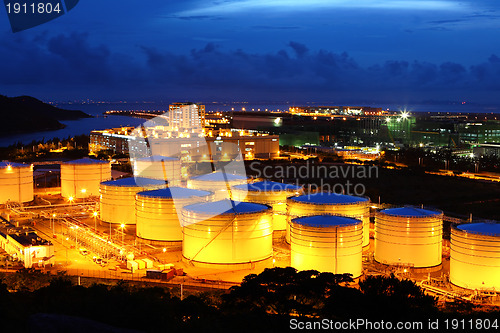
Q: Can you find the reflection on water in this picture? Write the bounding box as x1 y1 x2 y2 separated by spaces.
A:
0 115 145 147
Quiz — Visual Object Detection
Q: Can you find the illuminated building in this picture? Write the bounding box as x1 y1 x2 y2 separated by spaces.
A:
168 102 205 134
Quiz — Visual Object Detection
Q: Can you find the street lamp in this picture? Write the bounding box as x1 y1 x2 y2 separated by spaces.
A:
68 196 74 205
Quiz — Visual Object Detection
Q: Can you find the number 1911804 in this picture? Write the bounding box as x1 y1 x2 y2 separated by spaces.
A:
6 2 62 14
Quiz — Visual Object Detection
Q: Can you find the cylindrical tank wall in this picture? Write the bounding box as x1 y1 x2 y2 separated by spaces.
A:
374 209 443 268
61 162 111 198
290 216 363 277
286 196 370 246
135 188 212 242
0 163 33 204
450 224 500 290
133 158 181 186
188 178 248 200
182 203 273 264
100 179 166 225
232 185 303 231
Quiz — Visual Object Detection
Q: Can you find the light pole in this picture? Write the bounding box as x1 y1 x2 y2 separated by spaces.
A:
93 211 98 231
52 213 56 234
120 224 125 244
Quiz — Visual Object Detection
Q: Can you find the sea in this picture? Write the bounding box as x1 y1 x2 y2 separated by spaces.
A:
0 101 498 147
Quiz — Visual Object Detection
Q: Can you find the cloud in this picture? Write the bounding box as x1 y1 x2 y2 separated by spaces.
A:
1 33 500 102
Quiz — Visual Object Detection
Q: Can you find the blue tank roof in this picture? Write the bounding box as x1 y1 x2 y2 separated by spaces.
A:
63 158 108 165
290 192 368 205
184 199 270 215
100 177 166 187
191 172 247 182
292 215 362 228
0 161 30 168
137 187 211 199
136 155 179 162
457 223 500 237
381 207 441 217
233 180 302 192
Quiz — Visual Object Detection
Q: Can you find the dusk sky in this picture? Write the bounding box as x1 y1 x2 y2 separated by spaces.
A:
1 0 500 104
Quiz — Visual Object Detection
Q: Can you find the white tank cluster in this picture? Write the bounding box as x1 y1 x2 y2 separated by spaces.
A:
450 223 500 290
133 155 181 186
290 215 363 277
182 199 273 265
231 180 303 232
135 187 213 242
61 158 111 199
286 192 370 247
374 207 443 268
99 177 167 225
187 171 248 200
0 161 33 204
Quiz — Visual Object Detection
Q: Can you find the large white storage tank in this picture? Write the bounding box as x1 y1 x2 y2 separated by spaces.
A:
232 180 303 232
290 215 363 277
133 155 181 186
375 207 443 268
0 161 33 204
182 199 273 265
286 193 370 247
61 158 111 199
450 223 500 290
100 177 167 225
136 187 213 242
187 171 248 200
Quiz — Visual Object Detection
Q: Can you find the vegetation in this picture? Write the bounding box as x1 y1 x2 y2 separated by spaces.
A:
0 268 497 332
0 95 91 135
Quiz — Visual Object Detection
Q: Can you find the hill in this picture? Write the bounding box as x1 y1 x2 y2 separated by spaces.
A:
0 95 92 134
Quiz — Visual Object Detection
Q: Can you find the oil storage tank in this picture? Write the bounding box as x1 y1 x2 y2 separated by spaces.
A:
375 207 443 268
450 223 500 290
231 180 303 233
61 158 111 199
0 162 33 204
290 215 363 277
187 171 248 200
100 177 167 225
136 187 213 243
286 192 370 247
133 155 181 186
182 199 273 265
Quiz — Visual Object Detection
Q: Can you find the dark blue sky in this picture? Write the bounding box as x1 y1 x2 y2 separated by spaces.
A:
1 0 500 104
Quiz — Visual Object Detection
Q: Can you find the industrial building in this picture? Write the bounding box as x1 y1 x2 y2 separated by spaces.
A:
0 161 33 204
374 207 443 268
182 199 273 266
286 193 370 247
450 223 500 290
135 187 213 243
99 177 167 225
290 215 363 277
231 180 303 234
0 217 54 268
61 158 112 199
